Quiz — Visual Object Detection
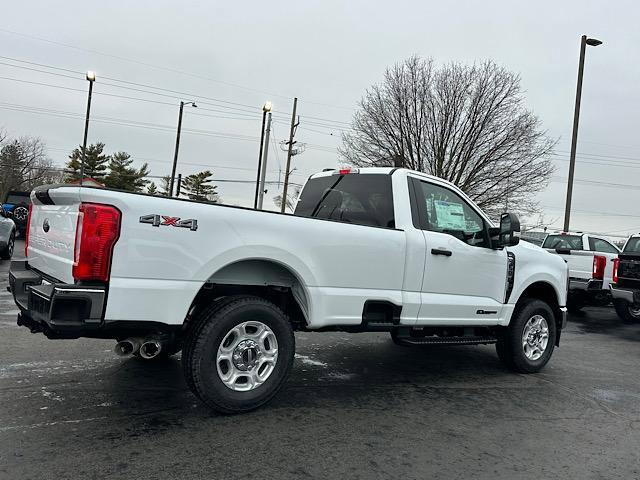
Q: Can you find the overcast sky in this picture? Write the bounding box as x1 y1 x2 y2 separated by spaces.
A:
1 0 639 238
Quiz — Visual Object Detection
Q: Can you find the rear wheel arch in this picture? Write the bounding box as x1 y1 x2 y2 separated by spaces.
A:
185 259 310 333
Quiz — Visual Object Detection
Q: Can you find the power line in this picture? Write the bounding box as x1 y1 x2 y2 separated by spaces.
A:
0 60 265 115
0 29 355 111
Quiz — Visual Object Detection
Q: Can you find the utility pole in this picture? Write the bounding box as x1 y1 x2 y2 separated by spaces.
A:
175 174 182 197
563 34 602 232
281 97 298 213
254 101 272 208
80 71 96 185
257 112 272 210
170 101 197 197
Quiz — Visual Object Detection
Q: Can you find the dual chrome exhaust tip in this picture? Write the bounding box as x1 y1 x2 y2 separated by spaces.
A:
114 338 163 359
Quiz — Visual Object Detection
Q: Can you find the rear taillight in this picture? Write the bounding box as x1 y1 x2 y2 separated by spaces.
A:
612 258 620 284
593 255 607 281
24 203 33 257
72 203 121 282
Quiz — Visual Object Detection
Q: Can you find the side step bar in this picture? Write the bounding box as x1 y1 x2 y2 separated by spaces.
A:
394 335 497 346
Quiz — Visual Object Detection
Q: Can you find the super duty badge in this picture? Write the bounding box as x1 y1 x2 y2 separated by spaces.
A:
139 214 198 231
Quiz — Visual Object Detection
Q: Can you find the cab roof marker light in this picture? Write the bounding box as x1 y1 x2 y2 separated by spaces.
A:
334 168 359 175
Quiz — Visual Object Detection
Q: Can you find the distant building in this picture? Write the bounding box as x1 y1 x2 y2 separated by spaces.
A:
66 177 105 188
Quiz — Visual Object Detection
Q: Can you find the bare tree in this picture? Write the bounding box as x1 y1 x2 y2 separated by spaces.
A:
0 136 62 200
340 57 555 217
273 187 301 212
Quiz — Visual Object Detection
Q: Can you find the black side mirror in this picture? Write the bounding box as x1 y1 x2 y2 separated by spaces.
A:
499 212 520 247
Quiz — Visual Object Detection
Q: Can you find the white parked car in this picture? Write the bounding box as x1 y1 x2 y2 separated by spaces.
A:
9 168 568 413
542 232 619 312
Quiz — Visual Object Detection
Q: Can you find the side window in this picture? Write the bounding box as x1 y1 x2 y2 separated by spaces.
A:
589 237 619 254
411 178 489 247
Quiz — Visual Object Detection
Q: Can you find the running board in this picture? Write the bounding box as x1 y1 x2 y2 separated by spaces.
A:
395 336 497 346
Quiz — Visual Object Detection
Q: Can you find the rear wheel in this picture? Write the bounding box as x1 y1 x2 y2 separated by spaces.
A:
0 232 14 260
613 299 640 323
496 298 556 373
389 330 410 346
566 296 583 314
182 295 295 413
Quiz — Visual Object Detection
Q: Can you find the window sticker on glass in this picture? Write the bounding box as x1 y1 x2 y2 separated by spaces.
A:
433 200 466 230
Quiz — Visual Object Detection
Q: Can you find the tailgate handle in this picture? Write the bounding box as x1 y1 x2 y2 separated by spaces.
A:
431 248 452 257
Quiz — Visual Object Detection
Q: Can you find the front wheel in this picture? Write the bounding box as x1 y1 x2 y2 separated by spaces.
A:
613 299 640 323
496 298 557 373
182 295 295 414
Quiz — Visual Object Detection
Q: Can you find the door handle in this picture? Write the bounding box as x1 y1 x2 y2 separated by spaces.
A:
431 248 452 257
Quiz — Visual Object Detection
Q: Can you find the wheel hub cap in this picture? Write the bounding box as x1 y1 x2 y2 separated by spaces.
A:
216 321 278 392
232 339 261 371
522 315 549 361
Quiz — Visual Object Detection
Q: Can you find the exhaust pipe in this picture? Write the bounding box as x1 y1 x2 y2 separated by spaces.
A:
114 338 141 357
139 340 162 360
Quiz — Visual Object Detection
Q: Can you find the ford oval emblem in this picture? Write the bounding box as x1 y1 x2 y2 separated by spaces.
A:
43 218 50 233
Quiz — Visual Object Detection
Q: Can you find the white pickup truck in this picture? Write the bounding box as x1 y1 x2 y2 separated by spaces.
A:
9 167 568 413
541 232 619 312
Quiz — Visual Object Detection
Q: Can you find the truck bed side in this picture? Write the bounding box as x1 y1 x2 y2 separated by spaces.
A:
27 186 408 329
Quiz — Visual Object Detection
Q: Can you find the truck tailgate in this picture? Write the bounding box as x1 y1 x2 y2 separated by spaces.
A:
544 248 594 279
26 187 82 284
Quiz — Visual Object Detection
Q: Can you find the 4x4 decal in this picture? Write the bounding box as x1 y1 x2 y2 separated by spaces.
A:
139 214 198 231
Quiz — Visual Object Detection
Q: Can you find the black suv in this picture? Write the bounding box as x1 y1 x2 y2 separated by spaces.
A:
2 191 31 237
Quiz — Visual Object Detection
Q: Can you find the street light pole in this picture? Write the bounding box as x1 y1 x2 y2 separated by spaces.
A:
170 100 197 197
79 71 96 186
563 35 602 232
257 112 272 210
254 101 272 208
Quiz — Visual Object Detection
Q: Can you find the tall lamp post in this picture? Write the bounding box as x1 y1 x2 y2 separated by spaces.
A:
563 35 602 232
254 101 272 208
169 100 197 197
79 70 96 186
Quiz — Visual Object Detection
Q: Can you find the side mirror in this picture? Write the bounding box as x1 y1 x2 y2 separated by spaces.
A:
0 207 5 218
499 212 520 247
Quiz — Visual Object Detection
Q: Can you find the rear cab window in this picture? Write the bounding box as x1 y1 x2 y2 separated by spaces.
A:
588 237 619 254
542 235 583 250
294 173 395 228
623 237 640 253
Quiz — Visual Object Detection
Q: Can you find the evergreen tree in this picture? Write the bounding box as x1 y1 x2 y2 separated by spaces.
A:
147 182 158 195
181 170 218 202
65 143 109 182
103 152 150 192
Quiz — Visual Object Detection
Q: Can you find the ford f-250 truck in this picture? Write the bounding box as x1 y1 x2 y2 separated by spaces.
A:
9 167 568 413
610 234 640 322
542 232 619 312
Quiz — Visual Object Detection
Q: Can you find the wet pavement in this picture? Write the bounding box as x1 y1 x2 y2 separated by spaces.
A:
1 241 639 479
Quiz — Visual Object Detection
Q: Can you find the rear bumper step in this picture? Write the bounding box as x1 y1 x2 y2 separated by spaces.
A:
569 278 603 291
9 260 106 338
610 285 639 304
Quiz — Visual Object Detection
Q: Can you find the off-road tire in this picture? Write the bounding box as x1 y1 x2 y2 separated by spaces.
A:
613 299 640 323
496 298 557 373
182 295 295 414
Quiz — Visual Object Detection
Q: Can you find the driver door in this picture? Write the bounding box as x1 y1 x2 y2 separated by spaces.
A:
409 177 509 324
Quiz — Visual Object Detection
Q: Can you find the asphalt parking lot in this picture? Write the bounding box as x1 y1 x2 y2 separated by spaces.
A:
1 241 639 480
